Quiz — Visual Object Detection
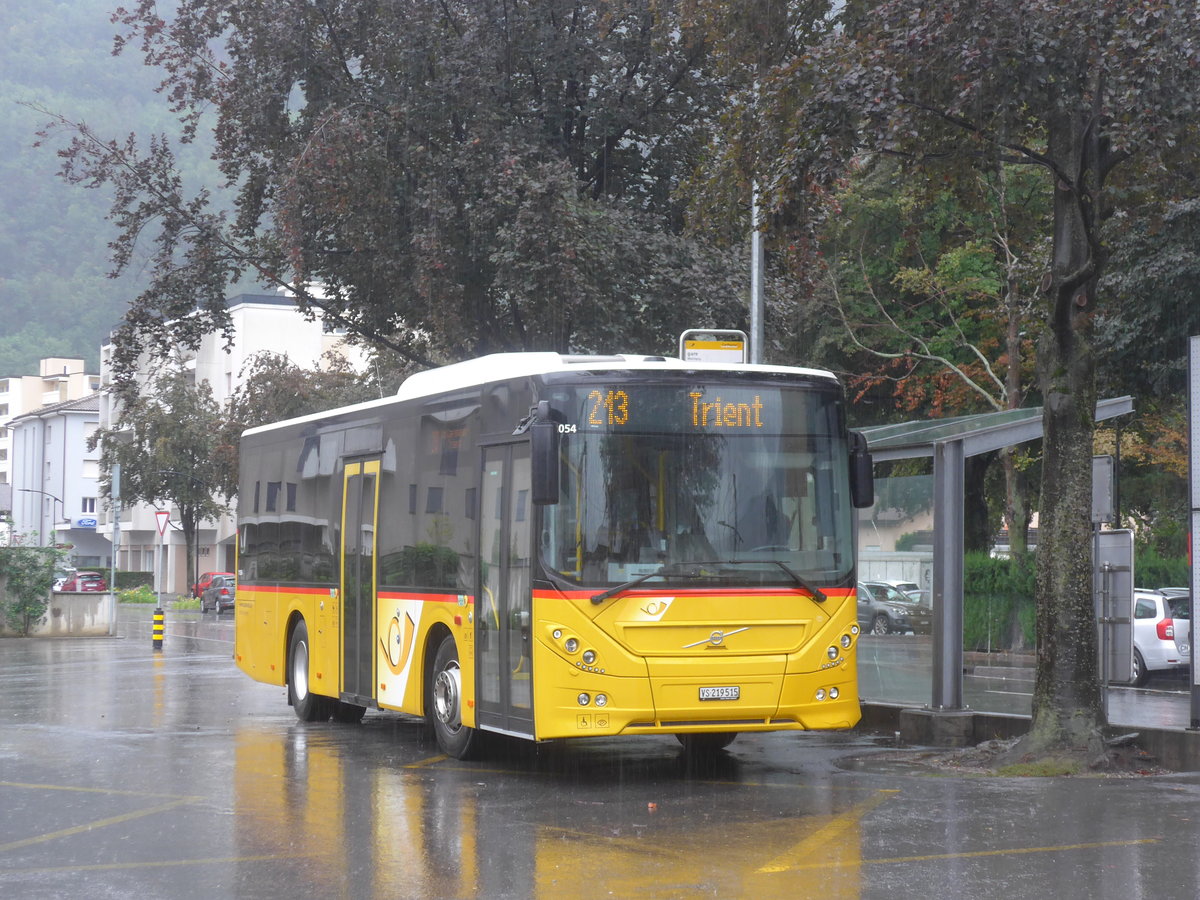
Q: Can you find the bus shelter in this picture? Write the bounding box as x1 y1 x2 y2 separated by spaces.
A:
859 396 1134 712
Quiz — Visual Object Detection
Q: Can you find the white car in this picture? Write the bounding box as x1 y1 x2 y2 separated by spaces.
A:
1132 589 1189 686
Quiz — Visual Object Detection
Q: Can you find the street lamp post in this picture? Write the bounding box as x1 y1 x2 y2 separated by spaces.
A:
17 488 65 546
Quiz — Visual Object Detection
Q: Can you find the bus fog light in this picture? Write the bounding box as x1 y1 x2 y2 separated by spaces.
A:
552 629 563 640
829 687 840 699
565 638 579 654
582 650 596 665
815 689 826 701
841 634 853 649
577 693 590 706
594 694 608 707
827 646 839 660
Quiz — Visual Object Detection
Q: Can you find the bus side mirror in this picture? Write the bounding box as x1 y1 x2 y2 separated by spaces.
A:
849 431 874 509
530 401 561 506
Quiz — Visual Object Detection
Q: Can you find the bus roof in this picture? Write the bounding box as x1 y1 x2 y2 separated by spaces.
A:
243 352 838 437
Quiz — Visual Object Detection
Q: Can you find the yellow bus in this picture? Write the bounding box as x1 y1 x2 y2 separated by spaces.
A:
234 352 873 758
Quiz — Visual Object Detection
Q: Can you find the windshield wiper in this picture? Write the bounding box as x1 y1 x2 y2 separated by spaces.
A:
694 559 827 603
590 560 826 604
591 564 719 604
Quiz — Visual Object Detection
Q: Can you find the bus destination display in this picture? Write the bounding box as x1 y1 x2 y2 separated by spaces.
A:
562 385 788 434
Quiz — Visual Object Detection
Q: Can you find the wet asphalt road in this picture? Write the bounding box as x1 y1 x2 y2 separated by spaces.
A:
3 605 1200 899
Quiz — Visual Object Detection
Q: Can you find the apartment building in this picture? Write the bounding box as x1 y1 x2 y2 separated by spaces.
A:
0 358 101 489
7 393 109 567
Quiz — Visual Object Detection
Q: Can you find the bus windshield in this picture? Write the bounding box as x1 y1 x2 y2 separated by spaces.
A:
539 379 855 589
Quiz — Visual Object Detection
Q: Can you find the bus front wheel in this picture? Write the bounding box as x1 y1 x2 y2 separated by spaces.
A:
428 635 479 759
289 620 333 722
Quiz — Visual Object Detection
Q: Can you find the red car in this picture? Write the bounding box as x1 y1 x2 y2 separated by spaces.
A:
192 571 234 599
61 571 107 592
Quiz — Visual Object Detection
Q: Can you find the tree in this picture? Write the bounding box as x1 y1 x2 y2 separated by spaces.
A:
226 350 404 433
821 157 1048 552
710 1 1200 759
41 0 751 396
94 370 232 599
0 544 60 635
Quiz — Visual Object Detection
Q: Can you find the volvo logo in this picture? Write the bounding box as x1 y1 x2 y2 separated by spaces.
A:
682 627 749 649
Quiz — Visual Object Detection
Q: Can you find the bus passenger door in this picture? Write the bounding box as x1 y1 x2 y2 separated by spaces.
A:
476 443 534 738
341 459 380 702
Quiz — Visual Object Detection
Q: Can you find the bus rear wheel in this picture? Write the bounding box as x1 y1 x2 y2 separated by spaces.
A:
428 635 479 759
289 620 333 722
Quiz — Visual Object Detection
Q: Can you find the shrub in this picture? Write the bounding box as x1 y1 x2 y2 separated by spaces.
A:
962 552 1035 652
118 584 158 604
0 544 61 635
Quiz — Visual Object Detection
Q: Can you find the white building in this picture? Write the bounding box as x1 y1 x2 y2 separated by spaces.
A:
0 358 101 489
98 292 366 595
7 393 109 566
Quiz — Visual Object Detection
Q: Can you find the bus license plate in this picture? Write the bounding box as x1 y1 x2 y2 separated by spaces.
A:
699 686 740 701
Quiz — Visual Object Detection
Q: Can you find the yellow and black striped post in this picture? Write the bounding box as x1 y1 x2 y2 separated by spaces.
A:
152 606 164 651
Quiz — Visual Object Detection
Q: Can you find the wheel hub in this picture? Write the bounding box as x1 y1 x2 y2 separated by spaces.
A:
433 662 462 729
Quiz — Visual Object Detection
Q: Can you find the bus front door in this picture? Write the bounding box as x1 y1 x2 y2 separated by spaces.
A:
341 459 380 702
476 443 534 738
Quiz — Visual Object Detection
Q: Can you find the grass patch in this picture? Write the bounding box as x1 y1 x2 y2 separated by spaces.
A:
995 757 1082 777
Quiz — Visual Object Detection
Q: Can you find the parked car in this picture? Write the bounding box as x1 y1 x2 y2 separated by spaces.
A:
192 571 234 599
886 580 922 598
52 568 76 591
200 574 237 614
857 581 932 635
59 571 107 592
1132 589 1189 686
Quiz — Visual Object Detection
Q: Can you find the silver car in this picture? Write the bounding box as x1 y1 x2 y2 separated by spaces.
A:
1132 589 1189 686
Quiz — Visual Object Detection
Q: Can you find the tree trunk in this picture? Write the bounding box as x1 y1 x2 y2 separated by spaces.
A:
1026 110 1106 752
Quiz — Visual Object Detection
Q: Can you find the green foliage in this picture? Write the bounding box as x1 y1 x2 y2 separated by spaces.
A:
0 544 61 635
0 0 217 375
894 533 924 553
44 0 755 390
962 552 1035 652
117 584 158 605
1134 549 1188 591
114 571 154 591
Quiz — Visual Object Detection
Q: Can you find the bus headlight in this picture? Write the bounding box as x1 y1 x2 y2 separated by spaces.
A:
841 634 853 649
565 638 579 654
827 645 839 660
815 689 826 701
594 694 608 707
582 649 597 665
829 687 840 699
577 693 591 706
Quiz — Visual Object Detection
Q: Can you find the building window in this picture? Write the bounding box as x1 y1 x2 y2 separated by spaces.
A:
81 497 97 514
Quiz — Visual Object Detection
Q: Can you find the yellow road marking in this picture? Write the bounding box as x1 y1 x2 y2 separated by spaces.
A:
760 837 1159 873
757 790 894 873
401 754 449 768
865 838 1160 867
1 854 315 875
0 781 195 801
0 799 194 854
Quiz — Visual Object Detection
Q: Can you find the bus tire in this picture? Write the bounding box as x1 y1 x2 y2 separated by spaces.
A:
289 620 333 722
676 732 738 754
428 635 479 759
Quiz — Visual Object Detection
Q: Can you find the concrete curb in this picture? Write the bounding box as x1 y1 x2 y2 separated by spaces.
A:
861 701 1200 772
